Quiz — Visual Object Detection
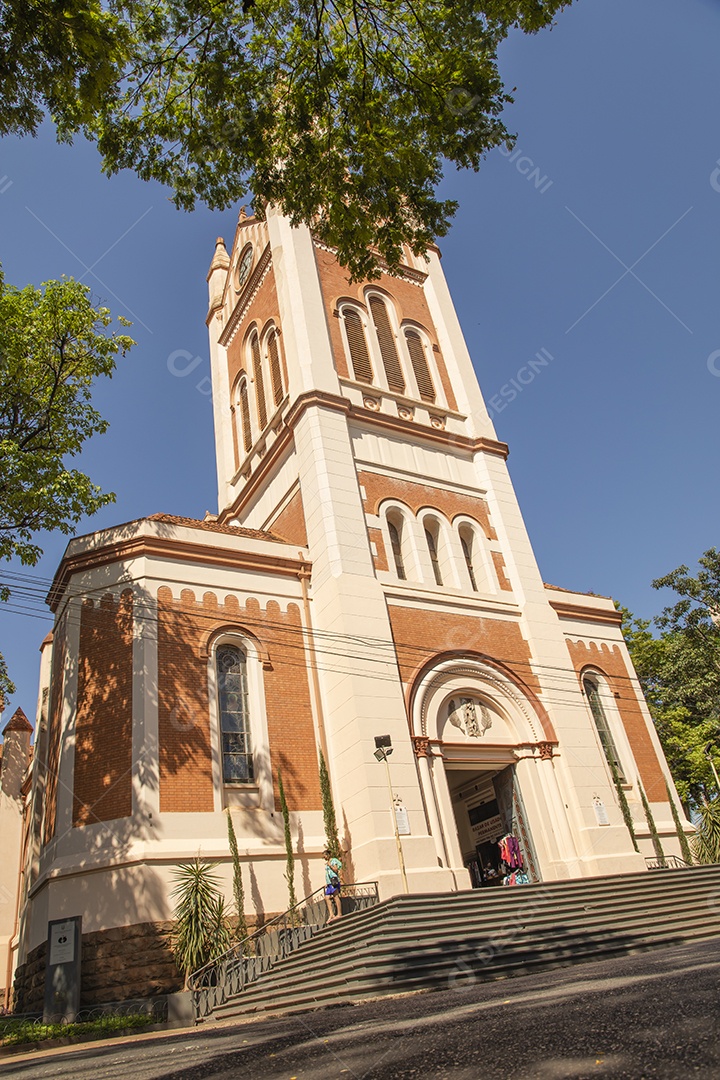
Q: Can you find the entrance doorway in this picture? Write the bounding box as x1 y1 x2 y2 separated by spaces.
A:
446 763 540 886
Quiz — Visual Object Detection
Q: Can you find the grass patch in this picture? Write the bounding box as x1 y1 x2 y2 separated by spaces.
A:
0 1013 156 1047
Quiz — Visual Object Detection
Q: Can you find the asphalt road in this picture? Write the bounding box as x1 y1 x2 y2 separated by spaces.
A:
2 939 719 1080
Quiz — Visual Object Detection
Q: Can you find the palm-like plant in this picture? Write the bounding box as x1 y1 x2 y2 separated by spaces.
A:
171 859 232 983
694 799 720 864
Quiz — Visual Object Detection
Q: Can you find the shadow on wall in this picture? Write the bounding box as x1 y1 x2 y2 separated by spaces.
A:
17 550 323 1009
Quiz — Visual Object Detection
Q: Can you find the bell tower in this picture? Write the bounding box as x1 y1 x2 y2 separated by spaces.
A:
206 206 679 893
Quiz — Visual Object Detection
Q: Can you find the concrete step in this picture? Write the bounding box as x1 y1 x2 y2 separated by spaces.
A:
204 866 720 1022
219 867 720 980
220 898 720 1015
218 922 720 1019
219 907 720 1018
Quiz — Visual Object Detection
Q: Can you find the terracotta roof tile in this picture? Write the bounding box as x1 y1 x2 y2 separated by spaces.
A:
146 514 285 543
3 707 33 735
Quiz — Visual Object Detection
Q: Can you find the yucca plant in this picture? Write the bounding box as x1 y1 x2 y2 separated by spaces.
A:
171 859 232 984
693 798 720 865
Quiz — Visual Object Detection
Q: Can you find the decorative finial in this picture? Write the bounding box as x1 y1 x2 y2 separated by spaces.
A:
208 236 230 276
239 206 248 222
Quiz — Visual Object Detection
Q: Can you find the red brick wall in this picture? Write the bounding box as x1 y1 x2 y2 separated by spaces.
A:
491 551 513 592
157 589 321 812
268 487 308 547
566 640 668 802
73 592 134 825
358 471 497 540
368 527 389 571
43 614 67 844
314 246 457 409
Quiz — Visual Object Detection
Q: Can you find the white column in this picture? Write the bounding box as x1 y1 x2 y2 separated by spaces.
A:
132 587 160 824
53 597 82 853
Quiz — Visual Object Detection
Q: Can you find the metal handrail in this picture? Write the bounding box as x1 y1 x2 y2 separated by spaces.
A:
645 854 690 870
188 881 379 1020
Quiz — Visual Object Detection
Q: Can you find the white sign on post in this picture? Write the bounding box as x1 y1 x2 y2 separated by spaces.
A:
49 921 76 966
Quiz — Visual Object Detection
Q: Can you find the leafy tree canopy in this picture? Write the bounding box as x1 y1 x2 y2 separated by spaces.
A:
620 549 720 808
0 273 134 700
0 0 572 278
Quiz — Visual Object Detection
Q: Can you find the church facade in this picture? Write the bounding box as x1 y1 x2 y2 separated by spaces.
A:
10 209 691 1008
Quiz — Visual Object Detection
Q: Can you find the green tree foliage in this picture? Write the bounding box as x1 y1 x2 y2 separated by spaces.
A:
619 550 720 809
226 809 249 942
277 769 297 911
0 1 573 278
318 748 341 859
0 273 134 700
171 859 232 980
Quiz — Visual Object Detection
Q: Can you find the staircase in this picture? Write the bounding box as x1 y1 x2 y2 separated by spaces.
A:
208 864 720 1021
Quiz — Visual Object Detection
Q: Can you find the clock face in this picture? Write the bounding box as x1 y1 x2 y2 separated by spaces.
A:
236 245 253 289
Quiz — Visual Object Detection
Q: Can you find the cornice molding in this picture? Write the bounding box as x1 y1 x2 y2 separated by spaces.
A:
218 389 508 523
550 600 622 627
48 533 307 611
312 238 428 286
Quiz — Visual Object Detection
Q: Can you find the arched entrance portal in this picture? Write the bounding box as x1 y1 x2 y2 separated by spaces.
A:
411 657 556 888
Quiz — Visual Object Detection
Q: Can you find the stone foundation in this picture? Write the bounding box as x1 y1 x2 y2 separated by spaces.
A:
13 921 183 1014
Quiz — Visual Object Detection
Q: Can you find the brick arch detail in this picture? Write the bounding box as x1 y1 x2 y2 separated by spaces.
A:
359 472 497 541
200 622 272 667
406 649 557 744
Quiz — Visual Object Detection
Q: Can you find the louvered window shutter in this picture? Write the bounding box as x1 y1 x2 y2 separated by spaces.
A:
239 381 252 452
405 330 436 403
251 333 268 430
344 308 373 384
268 331 284 406
369 296 405 393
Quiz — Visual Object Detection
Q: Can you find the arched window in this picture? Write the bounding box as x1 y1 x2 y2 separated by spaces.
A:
405 329 436 403
459 529 478 592
369 295 405 394
250 331 268 430
343 307 373 384
425 522 443 586
237 378 252 454
387 519 406 580
216 644 254 783
267 330 284 407
583 676 625 782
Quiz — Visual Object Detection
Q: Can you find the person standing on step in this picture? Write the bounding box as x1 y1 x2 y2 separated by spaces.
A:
324 848 343 923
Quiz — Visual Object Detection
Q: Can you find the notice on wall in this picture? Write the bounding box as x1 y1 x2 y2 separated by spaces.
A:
49 921 76 966
593 797 610 826
394 804 411 835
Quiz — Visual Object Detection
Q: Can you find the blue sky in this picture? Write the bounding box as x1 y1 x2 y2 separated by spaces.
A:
1 0 719 724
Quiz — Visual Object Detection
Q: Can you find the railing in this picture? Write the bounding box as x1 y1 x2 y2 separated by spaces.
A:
645 855 690 870
0 999 167 1045
189 882 380 1021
